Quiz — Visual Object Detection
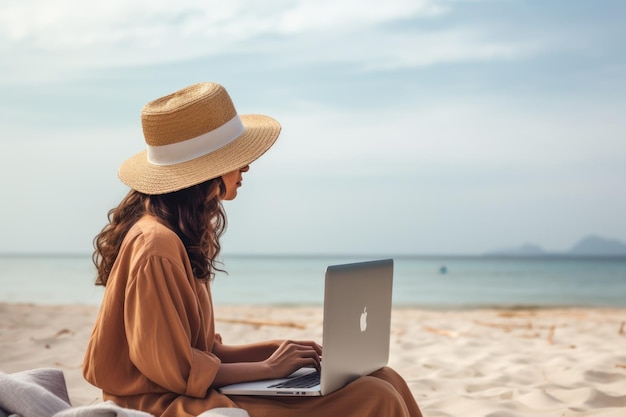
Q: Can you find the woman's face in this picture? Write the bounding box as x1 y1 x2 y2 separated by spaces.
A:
221 165 250 200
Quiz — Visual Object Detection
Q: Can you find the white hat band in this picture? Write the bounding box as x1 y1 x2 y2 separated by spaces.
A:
147 115 245 166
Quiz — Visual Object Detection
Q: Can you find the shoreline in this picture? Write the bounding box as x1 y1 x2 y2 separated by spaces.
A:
1 303 625 415
3 300 626 310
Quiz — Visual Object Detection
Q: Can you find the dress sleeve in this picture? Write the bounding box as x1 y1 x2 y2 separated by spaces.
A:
124 255 221 398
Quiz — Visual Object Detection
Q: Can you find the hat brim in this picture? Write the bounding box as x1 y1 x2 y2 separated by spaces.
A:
118 114 281 195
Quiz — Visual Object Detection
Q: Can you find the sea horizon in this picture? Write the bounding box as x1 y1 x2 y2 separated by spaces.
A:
3 251 626 260
1 253 625 309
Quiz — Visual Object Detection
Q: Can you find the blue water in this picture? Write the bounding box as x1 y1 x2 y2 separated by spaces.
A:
1 254 625 308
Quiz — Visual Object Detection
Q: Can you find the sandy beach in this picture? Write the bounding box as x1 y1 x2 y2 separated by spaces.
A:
1 303 625 416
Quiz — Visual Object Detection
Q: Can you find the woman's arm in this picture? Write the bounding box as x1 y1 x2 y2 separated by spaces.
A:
213 339 282 363
125 257 223 398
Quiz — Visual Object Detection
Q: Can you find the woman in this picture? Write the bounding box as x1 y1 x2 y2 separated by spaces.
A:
83 82 423 417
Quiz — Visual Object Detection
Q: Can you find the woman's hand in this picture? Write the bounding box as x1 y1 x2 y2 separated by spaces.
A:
263 340 322 379
213 340 322 387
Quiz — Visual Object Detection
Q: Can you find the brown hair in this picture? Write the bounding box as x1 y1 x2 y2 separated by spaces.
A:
93 178 227 286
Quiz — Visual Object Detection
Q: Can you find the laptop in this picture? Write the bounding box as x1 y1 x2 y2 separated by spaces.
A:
218 258 394 397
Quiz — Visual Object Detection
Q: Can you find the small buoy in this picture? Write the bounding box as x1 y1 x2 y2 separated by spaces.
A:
439 265 447 274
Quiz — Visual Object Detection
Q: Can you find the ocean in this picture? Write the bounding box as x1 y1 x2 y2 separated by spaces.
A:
1 254 625 308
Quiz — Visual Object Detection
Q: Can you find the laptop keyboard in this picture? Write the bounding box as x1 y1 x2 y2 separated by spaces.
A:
268 371 321 389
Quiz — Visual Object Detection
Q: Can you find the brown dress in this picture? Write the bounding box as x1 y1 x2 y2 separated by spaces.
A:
83 216 422 417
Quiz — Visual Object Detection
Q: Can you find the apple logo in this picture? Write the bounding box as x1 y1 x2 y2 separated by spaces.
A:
360 307 368 332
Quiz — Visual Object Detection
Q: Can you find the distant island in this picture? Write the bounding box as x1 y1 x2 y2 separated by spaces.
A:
487 235 626 257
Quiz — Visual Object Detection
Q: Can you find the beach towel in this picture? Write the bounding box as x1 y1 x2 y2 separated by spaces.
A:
0 368 70 417
0 369 249 417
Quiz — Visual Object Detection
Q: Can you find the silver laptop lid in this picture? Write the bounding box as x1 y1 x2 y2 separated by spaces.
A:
320 258 393 395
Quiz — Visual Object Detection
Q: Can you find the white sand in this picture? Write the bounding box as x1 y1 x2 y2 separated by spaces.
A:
1 303 625 416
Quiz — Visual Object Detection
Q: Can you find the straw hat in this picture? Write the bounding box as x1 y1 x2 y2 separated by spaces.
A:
118 82 281 195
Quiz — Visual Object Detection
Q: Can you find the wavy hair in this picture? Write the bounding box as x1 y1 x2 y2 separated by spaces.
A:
93 178 227 286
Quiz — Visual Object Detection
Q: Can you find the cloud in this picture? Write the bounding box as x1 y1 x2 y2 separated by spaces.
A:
0 0 444 46
2 0 625 254
0 0 544 83
358 28 545 71
274 0 446 33
262 92 626 179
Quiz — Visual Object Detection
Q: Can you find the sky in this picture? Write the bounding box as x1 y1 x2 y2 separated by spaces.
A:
1 0 625 256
